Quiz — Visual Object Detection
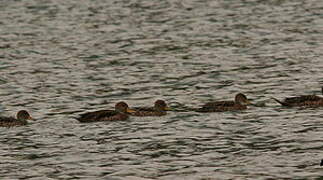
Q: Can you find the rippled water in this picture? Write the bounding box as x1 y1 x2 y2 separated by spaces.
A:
1 0 323 179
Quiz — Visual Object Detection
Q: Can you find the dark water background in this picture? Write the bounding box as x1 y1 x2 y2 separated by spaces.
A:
0 0 323 179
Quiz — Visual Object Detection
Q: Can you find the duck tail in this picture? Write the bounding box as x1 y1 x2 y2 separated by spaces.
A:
270 97 289 106
72 116 85 123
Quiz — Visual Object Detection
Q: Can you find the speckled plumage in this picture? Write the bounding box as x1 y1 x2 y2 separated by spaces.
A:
0 110 33 127
77 102 133 123
196 93 251 112
272 87 323 107
128 100 170 117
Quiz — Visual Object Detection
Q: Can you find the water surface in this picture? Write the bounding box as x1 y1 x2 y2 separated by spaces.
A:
0 0 323 179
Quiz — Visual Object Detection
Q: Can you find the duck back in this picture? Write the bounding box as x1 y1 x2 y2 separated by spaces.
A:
0 117 27 127
77 110 128 123
197 101 247 112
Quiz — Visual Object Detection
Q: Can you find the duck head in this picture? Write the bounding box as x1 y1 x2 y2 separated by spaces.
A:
235 93 251 105
17 110 33 121
115 102 135 113
154 100 171 111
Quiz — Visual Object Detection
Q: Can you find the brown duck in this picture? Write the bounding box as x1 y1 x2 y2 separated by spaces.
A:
271 87 323 107
128 100 171 116
196 93 251 112
77 102 135 123
0 110 33 127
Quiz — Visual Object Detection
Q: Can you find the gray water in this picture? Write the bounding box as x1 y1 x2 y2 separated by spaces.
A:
0 0 323 179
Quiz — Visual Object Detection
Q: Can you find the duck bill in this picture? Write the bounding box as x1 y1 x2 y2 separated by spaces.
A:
246 100 254 105
164 107 172 111
126 108 136 113
28 116 35 121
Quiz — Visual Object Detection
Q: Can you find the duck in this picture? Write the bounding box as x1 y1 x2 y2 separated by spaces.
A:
76 102 135 123
0 110 33 127
196 93 251 112
128 100 171 116
271 87 323 107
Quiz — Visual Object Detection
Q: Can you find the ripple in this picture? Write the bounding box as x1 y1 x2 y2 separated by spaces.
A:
0 0 323 179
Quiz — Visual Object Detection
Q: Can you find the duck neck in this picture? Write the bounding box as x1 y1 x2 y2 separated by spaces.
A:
155 107 165 112
18 118 28 125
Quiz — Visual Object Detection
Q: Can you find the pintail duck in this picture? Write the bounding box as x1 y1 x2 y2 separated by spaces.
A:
128 100 171 116
271 87 323 107
0 110 33 127
77 102 135 123
196 93 251 112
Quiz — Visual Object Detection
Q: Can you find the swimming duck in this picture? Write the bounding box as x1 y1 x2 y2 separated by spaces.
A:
77 102 135 123
271 87 323 107
128 100 171 116
0 110 33 127
196 93 251 112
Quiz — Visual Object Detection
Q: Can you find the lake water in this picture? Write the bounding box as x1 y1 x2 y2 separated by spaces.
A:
0 0 323 179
